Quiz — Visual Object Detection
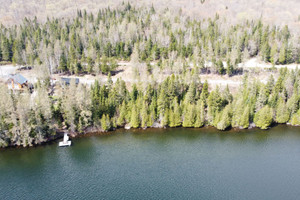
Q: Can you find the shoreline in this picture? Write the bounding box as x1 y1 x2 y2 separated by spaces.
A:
1 123 298 149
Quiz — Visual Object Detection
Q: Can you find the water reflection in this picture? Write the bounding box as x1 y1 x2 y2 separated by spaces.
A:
1 125 300 200
0 146 48 171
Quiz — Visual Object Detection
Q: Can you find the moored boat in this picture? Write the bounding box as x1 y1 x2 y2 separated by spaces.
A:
59 133 71 147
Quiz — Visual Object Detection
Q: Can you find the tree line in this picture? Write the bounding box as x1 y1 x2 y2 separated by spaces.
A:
0 3 299 76
1 67 300 147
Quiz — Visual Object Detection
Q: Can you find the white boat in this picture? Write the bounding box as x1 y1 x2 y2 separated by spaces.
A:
59 133 72 147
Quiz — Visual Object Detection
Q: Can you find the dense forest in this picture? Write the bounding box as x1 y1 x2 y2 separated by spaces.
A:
0 3 299 76
1 67 300 147
1 4 300 147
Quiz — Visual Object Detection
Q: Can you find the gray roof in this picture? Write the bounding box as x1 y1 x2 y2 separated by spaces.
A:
9 74 28 84
60 77 79 85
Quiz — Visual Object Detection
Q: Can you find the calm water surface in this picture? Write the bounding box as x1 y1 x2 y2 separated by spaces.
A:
1 125 300 200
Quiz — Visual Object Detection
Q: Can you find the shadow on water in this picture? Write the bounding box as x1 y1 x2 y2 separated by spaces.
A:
0 145 48 173
68 136 99 165
82 124 300 146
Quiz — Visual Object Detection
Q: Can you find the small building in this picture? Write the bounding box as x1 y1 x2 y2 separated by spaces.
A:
6 74 28 90
60 77 80 86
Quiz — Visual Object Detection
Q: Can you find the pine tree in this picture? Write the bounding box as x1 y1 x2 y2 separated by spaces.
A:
147 107 155 127
130 104 140 128
200 80 209 106
184 81 196 104
256 85 268 111
279 44 286 64
173 98 182 127
59 51 67 72
1 38 11 61
101 114 111 131
182 104 196 127
240 105 250 129
0 41 2 61
194 100 205 128
141 101 148 128
169 108 175 127
270 43 278 65
275 98 290 123
216 105 232 130
117 101 127 126
290 110 300 126
12 40 23 64
226 58 234 76
254 105 273 129
287 93 299 115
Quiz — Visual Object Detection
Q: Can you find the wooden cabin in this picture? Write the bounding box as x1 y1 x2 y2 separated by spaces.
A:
6 74 28 90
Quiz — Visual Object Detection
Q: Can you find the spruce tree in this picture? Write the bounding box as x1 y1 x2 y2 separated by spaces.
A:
216 105 232 130
254 105 273 129
117 101 127 126
240 105 250 129
182 104 196 127
173 98 182 127
275 98 290 123
130 104 140 128
200 80 209 106
161 109 169 127
270 43 278 65
194 100 205 128
279 44 286 64
141 102 148 128
290 110 300 126
101 114 111 131
1 38 11 61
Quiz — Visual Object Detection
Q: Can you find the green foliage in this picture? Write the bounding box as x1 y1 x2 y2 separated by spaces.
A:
279 44 286 64
130 104 140 128
0 5 298 75
117 101 127 126
275 98 290 123
254 105 273 129
290 110 300 126
101 114 111 131
194 100 205 128
240 106 250 129
182 104 196 127
216 105 232 130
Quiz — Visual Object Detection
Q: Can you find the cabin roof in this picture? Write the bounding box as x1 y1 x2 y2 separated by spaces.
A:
7 74 28 85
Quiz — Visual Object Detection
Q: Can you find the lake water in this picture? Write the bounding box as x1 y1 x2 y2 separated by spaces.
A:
1 125 300 200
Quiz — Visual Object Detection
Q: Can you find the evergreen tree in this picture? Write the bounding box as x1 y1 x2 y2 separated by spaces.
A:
117 101 127 126
130 104 140 128
12 40 23 64
1 38 11 61
270 43 278 65
182 104 196 127
240 105 250 129
275 98 289 123
226 59 234 76
59 51 67 72
194 100 205 128
279 44 286 64
141 101 148 128
254 105 273 129
290 110 300 126
216 105 232 130
200 80 209 106
161 108 169 127
101 114 111 131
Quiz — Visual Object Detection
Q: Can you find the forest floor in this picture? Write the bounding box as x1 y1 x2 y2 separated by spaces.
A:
0 58 299 92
